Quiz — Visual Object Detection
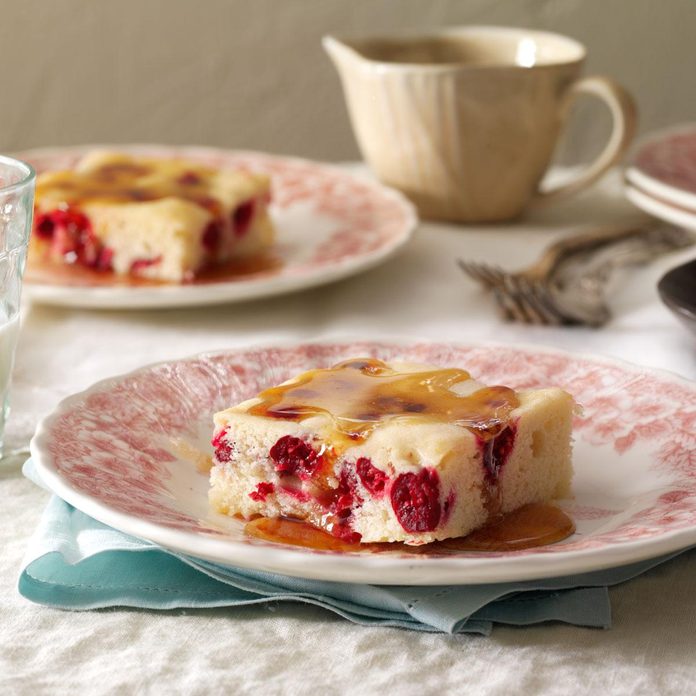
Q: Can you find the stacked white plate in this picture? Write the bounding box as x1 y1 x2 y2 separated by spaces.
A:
624 124 696 231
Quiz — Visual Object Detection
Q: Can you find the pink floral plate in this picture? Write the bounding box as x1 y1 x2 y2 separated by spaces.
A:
17 145 417 309
31 341 696 585
625 124 696 213
624 184 696 233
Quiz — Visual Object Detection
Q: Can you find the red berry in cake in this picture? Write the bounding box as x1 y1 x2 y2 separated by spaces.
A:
177 171 201 186
95 247 115 272
232 199 255 237
249 481 275 502
212 428 234 463
269 435 321 479
390 469 441 532
278 484 312 503
356 457 388 497
34 213 56 240
130 256 162 274
331 526 362 544
332 468 363 516
325 470 363 543
202 220 222 252
33 208 113 271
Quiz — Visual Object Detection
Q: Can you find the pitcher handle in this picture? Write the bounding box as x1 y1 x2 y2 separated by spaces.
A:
532 75 637 205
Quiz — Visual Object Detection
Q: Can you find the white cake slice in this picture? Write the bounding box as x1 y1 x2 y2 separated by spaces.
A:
31 151 274 282
210 358 574 545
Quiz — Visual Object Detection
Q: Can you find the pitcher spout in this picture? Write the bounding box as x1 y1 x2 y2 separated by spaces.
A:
322 35 366 76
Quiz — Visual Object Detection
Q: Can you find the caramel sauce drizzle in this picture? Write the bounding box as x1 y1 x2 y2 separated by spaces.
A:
36 158 225 213
247 358 520 445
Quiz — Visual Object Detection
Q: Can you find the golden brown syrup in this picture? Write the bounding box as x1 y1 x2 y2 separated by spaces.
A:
247 358 519 445
24 250 282 288
245 503 575 553
245 517 363 552
436 503 575 551
35 157 228 213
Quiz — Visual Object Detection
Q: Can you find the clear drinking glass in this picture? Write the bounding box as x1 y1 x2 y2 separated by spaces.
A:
0 155 35 462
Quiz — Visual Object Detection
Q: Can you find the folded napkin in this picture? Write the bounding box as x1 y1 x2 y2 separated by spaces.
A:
19 460 684 635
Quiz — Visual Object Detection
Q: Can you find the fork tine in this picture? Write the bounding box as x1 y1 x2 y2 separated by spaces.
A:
492 284 523 322
459 258 528 321
477 263 507 287
457 259 492 287
515 277 565 325
457 259 506 288
496 275 543 324
500 275 541 324
459 256 599 326
501 275 570 326
463 258 572 325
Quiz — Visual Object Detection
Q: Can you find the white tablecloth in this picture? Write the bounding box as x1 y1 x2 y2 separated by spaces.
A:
2 168 695 694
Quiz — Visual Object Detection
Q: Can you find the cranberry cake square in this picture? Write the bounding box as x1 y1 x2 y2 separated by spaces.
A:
209 358 574 545
31 151 274 282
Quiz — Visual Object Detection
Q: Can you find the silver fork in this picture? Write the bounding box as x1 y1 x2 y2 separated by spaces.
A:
458 224 695 326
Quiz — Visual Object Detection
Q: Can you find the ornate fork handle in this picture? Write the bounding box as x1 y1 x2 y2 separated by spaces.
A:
525 220 679 281
552 225 694 289
545 225 694 326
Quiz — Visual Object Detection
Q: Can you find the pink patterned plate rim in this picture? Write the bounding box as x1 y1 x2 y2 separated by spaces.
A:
16 145 417 309
31 340 696 585
625 124 696 213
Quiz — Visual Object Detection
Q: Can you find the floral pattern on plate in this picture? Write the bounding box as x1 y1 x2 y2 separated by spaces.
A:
625 124 696 214
632 127 696 197
31 341 696 584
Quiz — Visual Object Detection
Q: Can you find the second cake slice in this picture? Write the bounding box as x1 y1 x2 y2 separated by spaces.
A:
32 151 274 282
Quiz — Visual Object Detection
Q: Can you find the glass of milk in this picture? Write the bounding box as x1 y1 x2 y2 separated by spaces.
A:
0 156 35 461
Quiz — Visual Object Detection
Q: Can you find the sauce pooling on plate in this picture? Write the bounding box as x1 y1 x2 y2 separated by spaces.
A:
25 251 282 288
245 503 575 553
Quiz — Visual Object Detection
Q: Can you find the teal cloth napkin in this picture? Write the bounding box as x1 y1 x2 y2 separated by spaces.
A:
19 460 684 635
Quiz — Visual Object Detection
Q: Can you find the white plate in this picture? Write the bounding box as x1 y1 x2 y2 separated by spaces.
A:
18 145 417 309
625 124 696 213
30 341 696 585
625 184 696 232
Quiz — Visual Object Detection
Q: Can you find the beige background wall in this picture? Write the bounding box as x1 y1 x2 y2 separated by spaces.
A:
1 0 693 163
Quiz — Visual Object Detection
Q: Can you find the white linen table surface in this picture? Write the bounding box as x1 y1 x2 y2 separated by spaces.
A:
2 167 695 695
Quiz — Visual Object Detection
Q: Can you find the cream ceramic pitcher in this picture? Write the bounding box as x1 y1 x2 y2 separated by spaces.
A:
324 27 636 222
